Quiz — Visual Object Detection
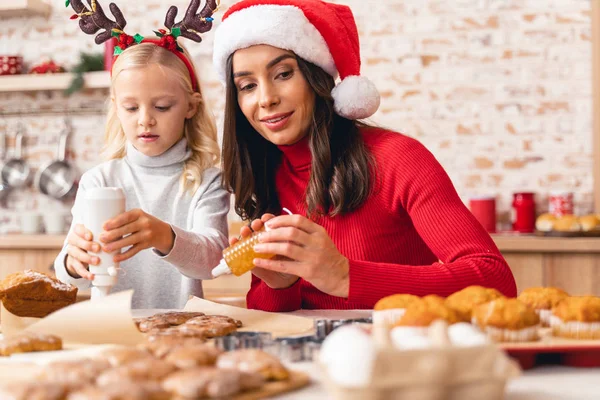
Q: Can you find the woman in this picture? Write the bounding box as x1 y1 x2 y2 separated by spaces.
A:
212 0 517 311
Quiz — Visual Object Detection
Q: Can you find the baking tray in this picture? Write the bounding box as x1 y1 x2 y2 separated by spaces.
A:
500 328 600 369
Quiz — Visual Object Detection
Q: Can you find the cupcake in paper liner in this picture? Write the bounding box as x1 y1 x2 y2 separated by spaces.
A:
372 294 421 327
472 298 540 342
518 287 569 327
445 285 504 322
390 300 462 349
550 296 600 339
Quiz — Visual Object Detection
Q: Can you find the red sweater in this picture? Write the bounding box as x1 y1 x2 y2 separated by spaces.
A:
247 128 516 311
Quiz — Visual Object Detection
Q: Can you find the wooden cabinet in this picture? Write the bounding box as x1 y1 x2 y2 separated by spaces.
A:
1 234 599 304
493 235 600 296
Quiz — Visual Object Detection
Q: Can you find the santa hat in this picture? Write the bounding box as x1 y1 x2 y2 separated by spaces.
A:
212 0 380 120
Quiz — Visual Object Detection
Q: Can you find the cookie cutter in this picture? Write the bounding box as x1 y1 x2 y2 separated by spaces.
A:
214 331 273 351
314 317 373 339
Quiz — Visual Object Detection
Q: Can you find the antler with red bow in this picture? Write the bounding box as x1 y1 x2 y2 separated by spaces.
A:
164 0 220 43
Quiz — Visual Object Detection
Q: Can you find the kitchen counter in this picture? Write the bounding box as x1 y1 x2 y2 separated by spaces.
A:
0 234 65 249
2 233 600 252
2 233 600 297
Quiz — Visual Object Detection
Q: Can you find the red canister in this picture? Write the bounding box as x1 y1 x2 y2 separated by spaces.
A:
469 196 496 233
512 192 536 233
549 191 574 217
0 56 23 76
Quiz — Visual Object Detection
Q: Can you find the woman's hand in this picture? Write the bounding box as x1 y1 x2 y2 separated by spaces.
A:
99 209 175 263
65 224 100 280
231 214 299 289
253 215 350 298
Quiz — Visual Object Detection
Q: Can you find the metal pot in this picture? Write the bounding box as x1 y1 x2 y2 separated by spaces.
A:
35 128 78 200
1 129 31 188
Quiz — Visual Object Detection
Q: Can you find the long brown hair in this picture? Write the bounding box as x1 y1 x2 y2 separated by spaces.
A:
222 53 374 220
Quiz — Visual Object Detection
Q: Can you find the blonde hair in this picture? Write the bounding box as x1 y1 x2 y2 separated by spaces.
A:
104 42 220 194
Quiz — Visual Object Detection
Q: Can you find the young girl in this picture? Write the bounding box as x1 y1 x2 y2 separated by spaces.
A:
213 0 517 311
54 1 228 309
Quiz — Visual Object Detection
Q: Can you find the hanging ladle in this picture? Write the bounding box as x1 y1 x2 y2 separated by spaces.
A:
1 126 31 189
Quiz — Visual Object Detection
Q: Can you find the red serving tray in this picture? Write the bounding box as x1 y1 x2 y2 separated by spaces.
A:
500 331 600 370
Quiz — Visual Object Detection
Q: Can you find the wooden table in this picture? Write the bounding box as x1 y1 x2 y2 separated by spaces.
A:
277 363 600 399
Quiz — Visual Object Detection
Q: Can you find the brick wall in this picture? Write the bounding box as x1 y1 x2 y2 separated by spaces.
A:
0 0 594 233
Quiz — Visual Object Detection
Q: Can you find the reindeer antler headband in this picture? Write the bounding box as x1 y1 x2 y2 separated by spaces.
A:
66 0 220 91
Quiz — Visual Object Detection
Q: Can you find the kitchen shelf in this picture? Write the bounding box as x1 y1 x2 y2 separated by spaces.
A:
492 234 600 253
0 71 110 92
0 0 52 18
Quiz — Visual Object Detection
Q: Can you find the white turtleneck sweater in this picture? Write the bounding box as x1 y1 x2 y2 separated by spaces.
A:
54 139 230 309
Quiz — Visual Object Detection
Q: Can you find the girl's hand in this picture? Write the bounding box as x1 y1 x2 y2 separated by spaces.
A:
230 214 299 290
99 209 175 263
253 215 350 298
65 224 100 280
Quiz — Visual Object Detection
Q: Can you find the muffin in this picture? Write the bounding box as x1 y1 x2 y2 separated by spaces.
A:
421 294 446 307
472 298 540 342
394 301 462 329
553 215 581 232
372 294 421 327
579 214 599 232
535 213 556 232
390 301 461 349
445 285 504 321
518 287 569 327
550 296 600 339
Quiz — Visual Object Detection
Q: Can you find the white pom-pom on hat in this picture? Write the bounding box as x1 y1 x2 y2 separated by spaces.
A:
332 75 381 120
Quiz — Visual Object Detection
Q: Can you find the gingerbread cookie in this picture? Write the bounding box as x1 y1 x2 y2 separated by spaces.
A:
140 335 207 358
164 344 223 369
0 382 68 400
96 358 176 386
216 349 289 381
137 311 205 332
0 332 62 356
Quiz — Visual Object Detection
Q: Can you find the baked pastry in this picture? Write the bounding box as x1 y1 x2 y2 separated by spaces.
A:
394 301 462 328
38 359 112 387
0 332 62 356
535 213 556 232
472 298 540 342
372 294 421 327
517 287 569 327
164 344 223 369
95 358 176 386
445 285 504 321
162 367 242 399
579 214 599 232
550 296 600 339
181 315 242 337
0 381 68 400
421 294 446 307
136 311 205 332
553 214 581 232
216 349 289 381
0 270 78 318
68 381 169 400
97 346 155 367
140 334 207 358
